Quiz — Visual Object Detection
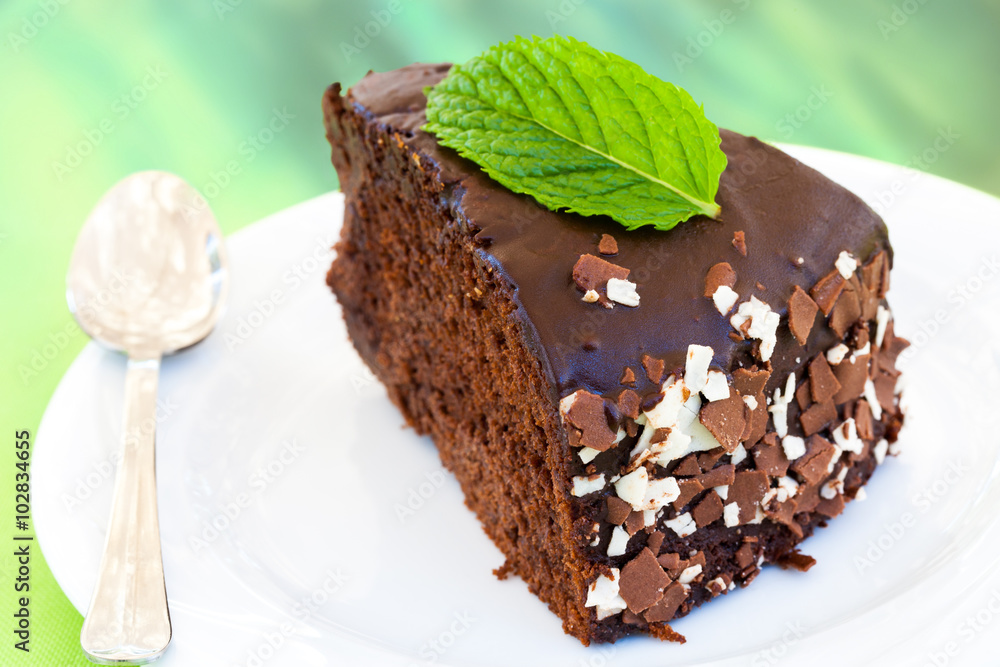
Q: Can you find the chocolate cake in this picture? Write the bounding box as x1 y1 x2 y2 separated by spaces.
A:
322 63 907 645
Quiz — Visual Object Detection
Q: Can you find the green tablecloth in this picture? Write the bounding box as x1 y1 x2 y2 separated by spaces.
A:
1 1 997 664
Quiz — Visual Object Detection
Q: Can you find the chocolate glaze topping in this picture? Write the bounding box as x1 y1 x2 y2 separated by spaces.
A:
347 63 891 402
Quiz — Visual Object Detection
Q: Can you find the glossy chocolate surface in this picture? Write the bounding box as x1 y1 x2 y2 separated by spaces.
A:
348 63 890 401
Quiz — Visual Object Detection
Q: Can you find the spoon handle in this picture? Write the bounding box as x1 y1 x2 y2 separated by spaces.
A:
81 355 172 665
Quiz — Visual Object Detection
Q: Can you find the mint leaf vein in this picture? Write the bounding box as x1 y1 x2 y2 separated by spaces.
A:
424 35 727 231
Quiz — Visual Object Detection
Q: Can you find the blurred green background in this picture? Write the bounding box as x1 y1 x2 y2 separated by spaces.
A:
1 0 997 664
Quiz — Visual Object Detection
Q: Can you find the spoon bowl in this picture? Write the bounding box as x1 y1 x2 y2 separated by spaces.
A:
67 171 228 664
67 171 227 357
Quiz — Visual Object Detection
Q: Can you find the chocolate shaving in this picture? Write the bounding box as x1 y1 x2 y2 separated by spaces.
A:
787 286 819 345
816 492 846 518
618 389 641 420
622 609 644 625
697 448 727 471
619 548 671 613
766 498 803 538
809 355 842 404
643 580 688 624
696 463 736 489
606 496 633 526
794 482 821 514
776 552 817 572
795 379 812 411
810 269 846 316
873 373 897 414
625 510 646 536
691 491 724 527
673 455 702 477
854 326 870 352
704 262 737 298
857 277 878 322
666 561 688 580
620 367 637 386
564 390 616 451
790 435 837 485
642 354 665 385
650 428 670 445
829 283 862 338
752 433 790 476
739 565 760 587
880 323 910 366
646 531 665 555
832 354 869 404
854 399 875 440
730 471 769 523
733 367 771 397
732 230 747 256
656 552 681 570
673 478 704 509
799 400 837 436
862 250 886 295
699 395 747 453
598 233 619 256
742 391 768 447
735 542 756 569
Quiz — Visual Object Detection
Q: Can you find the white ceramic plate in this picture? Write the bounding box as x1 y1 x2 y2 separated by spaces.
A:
34 147 1000 666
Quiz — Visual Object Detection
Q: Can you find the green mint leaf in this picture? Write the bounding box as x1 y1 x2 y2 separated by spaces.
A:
423 35 726 231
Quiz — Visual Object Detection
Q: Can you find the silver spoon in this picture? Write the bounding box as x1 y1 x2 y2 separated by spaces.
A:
67 171 228 664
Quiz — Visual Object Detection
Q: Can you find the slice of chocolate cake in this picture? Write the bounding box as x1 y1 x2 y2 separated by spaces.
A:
322 62 907 645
